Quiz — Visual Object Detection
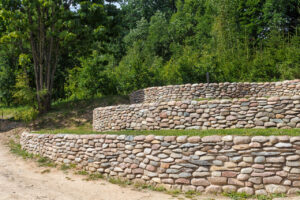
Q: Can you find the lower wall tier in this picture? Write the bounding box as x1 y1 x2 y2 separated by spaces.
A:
21 132 300 195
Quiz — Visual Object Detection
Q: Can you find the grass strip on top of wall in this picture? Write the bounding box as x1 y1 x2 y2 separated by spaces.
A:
34 128 300 136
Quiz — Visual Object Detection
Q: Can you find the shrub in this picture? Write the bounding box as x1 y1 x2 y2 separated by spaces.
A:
14 107 38 122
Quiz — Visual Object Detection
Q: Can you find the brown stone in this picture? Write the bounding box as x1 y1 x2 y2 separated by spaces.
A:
228 178 244 186
293 181 300 187
205 185 222 193
233 144 250 150
160 163 170 169
151 144 160 150
159 112 168 118
201 136 222 143
132 168 143 174
266 157 285 163
162 178 174 184
222 171 238 178
164 136 176 142
187 136 201 143
208 177 227 185
146 165 156 172
251 172 275 177
175 178 190 185
263 176 282 184
191 178 210 186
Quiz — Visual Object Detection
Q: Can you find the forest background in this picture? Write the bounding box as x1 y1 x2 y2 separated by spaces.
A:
0 0 299 119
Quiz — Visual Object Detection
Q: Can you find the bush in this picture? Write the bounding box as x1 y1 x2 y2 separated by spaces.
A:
14 107 39 122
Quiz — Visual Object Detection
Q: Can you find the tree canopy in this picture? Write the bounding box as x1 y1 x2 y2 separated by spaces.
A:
0 0 299 112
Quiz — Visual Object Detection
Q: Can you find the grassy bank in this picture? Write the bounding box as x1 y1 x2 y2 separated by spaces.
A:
35 128 300 137
0 95 129 128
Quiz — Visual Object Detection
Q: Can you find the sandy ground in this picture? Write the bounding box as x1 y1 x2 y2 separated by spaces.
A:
0 128 298 200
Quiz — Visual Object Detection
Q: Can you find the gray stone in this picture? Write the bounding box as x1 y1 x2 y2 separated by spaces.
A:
237 187 254 195
275 143 292 148
254 156 265 163
234 136 251 144
265 184 287 193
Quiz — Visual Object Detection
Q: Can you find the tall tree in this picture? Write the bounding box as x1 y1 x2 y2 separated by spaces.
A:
0 0 105 112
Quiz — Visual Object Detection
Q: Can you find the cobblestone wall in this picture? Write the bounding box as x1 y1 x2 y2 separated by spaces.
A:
21 132 300 195
130 80 300 104
93 96 300 132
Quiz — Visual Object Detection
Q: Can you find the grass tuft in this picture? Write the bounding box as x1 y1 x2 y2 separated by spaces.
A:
223 192 251 200
108 177 132 187
223 192 287 200
166 189 181 197
76 170 89 176
85 173 104 181
8 140 34 159
60 163 76 171
37 156 57 168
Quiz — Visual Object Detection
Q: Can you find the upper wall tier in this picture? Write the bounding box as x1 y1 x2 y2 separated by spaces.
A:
93 96 300 132
129 80 300 104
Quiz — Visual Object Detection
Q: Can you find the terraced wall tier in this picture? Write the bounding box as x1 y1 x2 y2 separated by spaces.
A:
93 96 300 132
21 132 300 195
129 80 300 104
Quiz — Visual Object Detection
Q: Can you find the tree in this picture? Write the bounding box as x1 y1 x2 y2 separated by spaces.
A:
0 0 105 113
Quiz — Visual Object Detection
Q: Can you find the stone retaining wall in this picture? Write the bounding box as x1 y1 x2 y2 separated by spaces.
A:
21 132 300 195
93 96 300 132
129 80 300 104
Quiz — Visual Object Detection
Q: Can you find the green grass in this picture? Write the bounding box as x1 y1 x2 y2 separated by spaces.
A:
224 192 251 200
8 140 34 159
76 170 89 176
184 190 202 199
37 156 57 168
60 163 76 171
166 189 181 197
0 95 129 127
84 173 104 181
35 127 300 136
223 192 287 200
108 177 132 187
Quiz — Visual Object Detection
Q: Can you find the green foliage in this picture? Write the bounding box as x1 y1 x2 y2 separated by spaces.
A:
13 106 38 122
0 0 299 109
0 55 15 105
64 52 117 100
13 72 36 106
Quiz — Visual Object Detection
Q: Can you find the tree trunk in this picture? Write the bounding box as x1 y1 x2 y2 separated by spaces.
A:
37 92 51 114
27 5 59 114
